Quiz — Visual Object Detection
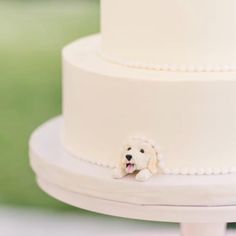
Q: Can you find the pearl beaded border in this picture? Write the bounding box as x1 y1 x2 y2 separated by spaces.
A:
63 137 236 176
100 52 236 72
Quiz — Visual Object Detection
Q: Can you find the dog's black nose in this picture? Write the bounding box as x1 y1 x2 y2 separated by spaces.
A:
126 154 132 161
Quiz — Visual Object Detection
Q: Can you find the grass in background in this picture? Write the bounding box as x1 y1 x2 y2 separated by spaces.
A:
0 0 99 211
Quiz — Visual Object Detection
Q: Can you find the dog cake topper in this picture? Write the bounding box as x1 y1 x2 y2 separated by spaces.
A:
113 137 161 182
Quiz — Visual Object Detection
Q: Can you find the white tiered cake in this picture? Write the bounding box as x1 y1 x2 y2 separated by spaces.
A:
62 0 236 176
30 1 236 234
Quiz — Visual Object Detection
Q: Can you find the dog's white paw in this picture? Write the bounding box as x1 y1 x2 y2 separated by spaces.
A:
113 168 126 179
135 169 152 182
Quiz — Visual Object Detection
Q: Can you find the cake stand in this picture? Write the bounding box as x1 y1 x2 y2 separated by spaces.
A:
29 117 236 236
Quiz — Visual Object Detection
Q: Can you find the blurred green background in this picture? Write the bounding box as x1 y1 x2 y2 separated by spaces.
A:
0 0 99 211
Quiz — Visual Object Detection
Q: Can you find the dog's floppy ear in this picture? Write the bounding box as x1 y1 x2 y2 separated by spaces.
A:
118 157 125 171
147 151 158 174
113 156 126 179
118 143 128 172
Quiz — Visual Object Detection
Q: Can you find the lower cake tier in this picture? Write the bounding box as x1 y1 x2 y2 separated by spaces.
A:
62 34 236 175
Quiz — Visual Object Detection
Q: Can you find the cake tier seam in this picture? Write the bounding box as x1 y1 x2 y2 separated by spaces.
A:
100 51 236 73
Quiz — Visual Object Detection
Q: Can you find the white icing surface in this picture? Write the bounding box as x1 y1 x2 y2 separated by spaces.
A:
101 0 236 70
62 35 236 175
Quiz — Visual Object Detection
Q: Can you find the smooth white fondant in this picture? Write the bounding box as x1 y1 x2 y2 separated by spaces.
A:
30 117 236 208
101 0 236 71
62 35 236 174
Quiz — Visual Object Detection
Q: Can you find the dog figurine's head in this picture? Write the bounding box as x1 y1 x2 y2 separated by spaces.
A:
120 137 159 175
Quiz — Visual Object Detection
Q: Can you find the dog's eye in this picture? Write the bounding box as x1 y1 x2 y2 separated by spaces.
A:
140 149 145 153
127 147 131 151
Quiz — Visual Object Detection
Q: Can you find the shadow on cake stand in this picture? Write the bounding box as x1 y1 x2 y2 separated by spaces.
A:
29 117 236 236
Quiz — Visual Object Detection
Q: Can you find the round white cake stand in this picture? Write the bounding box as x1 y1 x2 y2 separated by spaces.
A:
30 117 236 236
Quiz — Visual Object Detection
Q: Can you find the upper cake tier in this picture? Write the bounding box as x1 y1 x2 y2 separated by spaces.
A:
101 0 236 72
